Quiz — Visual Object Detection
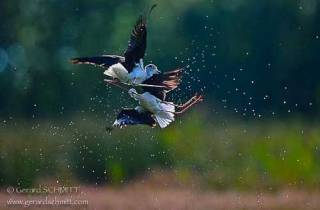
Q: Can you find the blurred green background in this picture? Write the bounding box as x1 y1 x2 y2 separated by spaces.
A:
0 0 319 190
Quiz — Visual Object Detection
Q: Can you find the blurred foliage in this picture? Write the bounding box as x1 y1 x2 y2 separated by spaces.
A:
1 113 320 190
162 112 320 190
0 0 319 119
0 0 320 191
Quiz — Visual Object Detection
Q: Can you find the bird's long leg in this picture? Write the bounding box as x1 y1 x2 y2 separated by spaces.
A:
162 95 203 115
104 79 129 92
133 83 166 88
174 93 199 108
163 93 199 108
174 95 203 115
104 79 143 98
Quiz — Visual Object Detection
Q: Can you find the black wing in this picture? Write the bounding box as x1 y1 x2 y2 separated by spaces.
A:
142 68 183 100
123 16 147 71
113 108 156 128
71 55 125 69
123 4 157 71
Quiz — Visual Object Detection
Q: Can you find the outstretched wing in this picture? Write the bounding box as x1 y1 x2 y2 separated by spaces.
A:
123 16 147 71
123 4 157 71
71 55 125 69
142 68 183 100
113 108 156 128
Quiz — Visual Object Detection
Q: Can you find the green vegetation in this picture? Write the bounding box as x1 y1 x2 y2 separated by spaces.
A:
0 0 319 191
1 113 319 190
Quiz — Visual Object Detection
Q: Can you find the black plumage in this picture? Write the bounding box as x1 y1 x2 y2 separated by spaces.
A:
71 4 157 73
123 15 147 71
113 108 156 127
71 55 124 68
142 68 183 100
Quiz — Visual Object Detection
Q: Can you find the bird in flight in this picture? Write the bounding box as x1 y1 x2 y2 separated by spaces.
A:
71 4 204 130
108 88 203 130
71 4 181 94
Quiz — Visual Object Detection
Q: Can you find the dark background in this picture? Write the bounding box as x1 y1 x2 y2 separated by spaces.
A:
0 0 319 191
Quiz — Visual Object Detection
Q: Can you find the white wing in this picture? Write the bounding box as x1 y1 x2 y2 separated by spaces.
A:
104 63 129 82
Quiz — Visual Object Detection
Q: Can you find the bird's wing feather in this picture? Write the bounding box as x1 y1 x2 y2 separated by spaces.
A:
113 108 156 127
123 16 147 72
71 55 125 69
123 4 157 71
142 68 183 100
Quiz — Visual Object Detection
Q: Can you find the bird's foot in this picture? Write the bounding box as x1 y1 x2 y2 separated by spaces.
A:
174 94 204 115
175 93 201 108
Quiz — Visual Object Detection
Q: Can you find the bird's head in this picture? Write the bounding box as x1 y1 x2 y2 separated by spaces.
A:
145 64 160 76
128 88 138 100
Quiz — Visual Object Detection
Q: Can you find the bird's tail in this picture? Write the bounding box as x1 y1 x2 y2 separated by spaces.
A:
154 102 175 128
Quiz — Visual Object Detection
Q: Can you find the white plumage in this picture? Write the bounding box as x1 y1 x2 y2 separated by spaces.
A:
154 102 175 128
128 89 175 128
104 63 130 82
104 59 160 85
